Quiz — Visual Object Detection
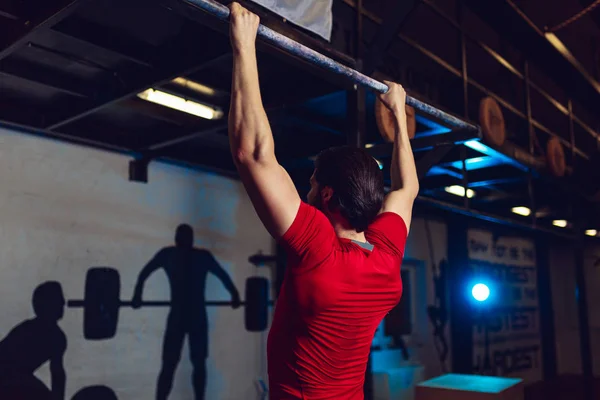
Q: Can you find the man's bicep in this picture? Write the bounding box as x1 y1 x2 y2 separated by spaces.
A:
380 189 415 232
237 157 301 238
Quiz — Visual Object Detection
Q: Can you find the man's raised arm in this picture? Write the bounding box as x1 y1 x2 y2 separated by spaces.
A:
227 2 300 238
378 83 419 231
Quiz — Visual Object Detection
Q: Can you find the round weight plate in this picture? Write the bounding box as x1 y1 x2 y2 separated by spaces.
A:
245 277 268 332
375 98 416 142
83 267 120 340
546 137 566 178
479 97 506 147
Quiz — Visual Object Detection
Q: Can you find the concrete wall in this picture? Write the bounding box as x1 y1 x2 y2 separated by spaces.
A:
0 127 273 399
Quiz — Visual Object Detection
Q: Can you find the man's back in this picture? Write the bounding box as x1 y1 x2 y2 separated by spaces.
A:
268 203 407 399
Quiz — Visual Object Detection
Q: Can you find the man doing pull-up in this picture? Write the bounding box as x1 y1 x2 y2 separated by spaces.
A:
227 3 419 398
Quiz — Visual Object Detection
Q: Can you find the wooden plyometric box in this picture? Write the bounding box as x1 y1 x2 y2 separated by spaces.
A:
416 374 524 400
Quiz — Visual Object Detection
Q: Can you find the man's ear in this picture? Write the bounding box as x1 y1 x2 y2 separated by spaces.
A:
321 186 333 208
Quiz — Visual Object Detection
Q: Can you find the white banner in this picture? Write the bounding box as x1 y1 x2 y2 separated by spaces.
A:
468 229 542 384
252 0 333 41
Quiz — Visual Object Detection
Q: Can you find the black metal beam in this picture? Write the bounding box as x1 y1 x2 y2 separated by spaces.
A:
0 0 86 61
120 97 208 127
0 2 20 20
0 58 92 98
536 236 557 381
346 77 367 147
46 52 232 130
366 128 482 158
363 0 417 75
447 214 472 374
49 17 154 67
416 144 455 179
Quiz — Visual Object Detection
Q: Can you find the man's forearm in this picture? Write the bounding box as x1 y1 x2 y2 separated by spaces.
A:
229 46 274 164
390 108 418 194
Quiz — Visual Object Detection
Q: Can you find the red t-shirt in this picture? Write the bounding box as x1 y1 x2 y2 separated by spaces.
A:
267 202 408 399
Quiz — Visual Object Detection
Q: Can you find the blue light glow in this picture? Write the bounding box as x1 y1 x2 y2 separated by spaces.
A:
471 283 490 302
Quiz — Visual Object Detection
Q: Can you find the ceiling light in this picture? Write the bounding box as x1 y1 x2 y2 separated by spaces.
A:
586 229 598 237
172 77 217 97
445 185 475 199
552 220 568 228
137 89 223 120
511 206 531 217
365 143 375 149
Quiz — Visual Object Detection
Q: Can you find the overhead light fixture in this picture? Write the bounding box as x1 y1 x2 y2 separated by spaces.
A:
172 77 217 97
445 185 475 199
511 206 531 217
137 89 223 120
586 229 598 237
365 143 375 149
552 219 568 228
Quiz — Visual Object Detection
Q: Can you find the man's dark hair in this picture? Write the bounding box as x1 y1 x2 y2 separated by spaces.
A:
314 146 384 232
175 224 194 248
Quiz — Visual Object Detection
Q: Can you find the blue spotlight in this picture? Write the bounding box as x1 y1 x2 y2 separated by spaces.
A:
471 283 490 302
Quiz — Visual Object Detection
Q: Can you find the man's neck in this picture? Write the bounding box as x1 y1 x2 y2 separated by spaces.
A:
333 223 367 243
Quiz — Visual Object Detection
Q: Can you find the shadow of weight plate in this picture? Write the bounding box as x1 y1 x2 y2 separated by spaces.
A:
67 267 272 340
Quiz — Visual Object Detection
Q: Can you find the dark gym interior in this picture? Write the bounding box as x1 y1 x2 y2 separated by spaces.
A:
1 0 600 398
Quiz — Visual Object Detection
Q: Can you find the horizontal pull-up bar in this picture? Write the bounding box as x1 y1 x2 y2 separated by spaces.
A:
182 0 479 132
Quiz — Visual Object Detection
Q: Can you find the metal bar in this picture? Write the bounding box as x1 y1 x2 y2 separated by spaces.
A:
0 58 91 98
447 215 472 374
48 27 153 68
67 300 254 307
524 61 537 227
458 0 469 119
568 99 576 165
536 236 557 381
416 144 455 179
181 0 477 131
366 128 482 157
0 120 133 155
416 195 576 238
146 122 229 153
461 146 469 209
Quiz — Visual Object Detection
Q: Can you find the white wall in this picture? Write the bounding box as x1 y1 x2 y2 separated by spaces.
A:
0 128 273 399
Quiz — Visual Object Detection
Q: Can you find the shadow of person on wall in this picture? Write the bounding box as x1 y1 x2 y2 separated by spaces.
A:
132 224 241 400
0 281 67 400
71 385 118 400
